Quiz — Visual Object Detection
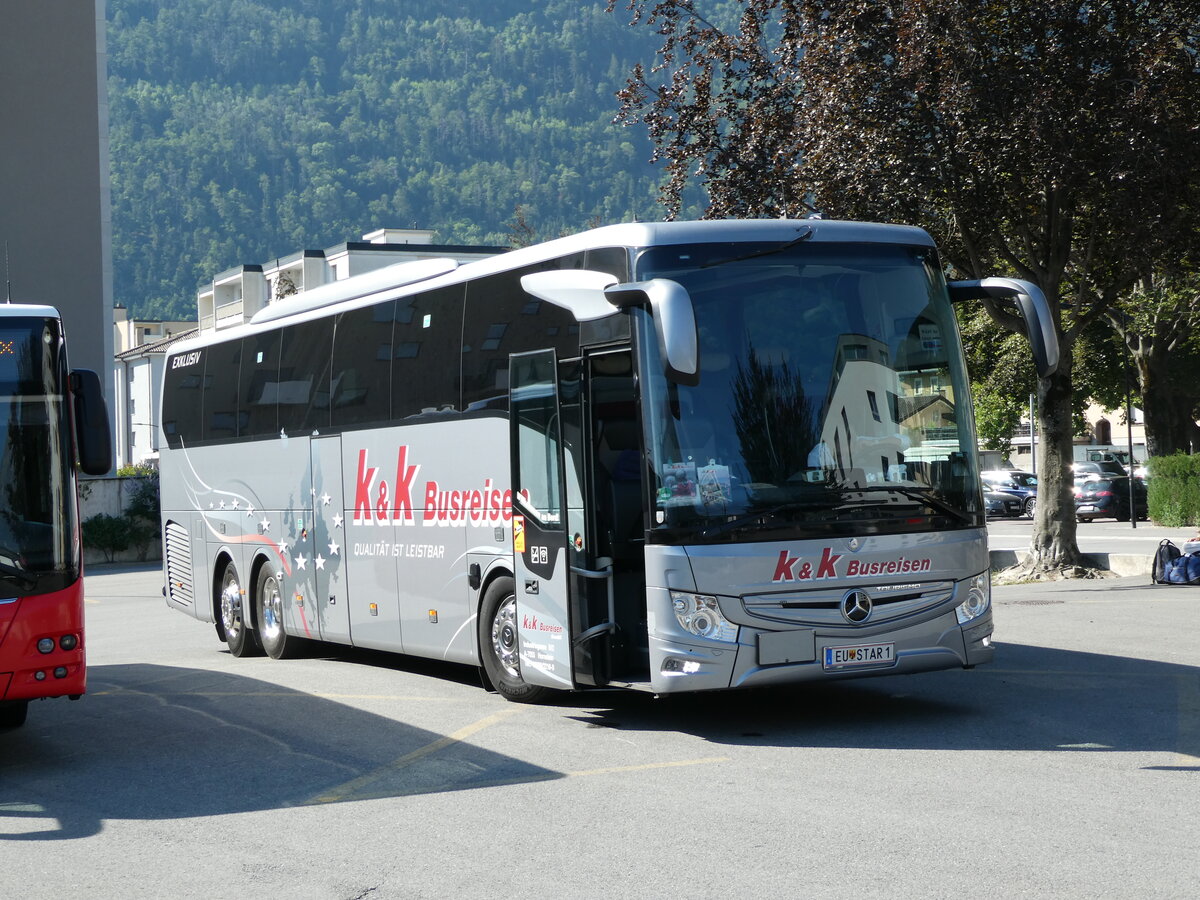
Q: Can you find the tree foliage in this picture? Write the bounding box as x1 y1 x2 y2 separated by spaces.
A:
107 0 671 319
612 0 1200 569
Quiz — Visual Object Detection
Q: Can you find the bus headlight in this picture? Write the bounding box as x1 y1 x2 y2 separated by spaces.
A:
956 571 991 624
670 592 738 643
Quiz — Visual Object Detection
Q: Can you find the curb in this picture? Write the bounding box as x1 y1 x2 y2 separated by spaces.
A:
989 549 1150 576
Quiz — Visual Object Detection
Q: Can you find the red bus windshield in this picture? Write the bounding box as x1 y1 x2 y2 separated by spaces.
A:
0 316 79 598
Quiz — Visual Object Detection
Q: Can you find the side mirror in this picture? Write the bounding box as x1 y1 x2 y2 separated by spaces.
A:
519 269 620 321
949 277 1060 378
605 279 699 386
69 369 113 475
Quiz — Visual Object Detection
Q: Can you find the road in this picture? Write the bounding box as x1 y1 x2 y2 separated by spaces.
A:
2 564 1198 899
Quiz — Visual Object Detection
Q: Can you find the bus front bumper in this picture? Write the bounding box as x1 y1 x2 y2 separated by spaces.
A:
647 608 993 694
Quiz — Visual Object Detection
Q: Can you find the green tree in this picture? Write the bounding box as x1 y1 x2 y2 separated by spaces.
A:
611 0 1200 571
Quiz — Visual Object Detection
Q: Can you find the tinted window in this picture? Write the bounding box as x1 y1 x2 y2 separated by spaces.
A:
203 340 241 442
241 330 281 438
278 319 333 435
462 256 582 414
331 301 394 429
392 284 464 419
162 350 204 447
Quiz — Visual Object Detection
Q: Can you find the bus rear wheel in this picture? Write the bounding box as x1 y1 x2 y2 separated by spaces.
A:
256 566 303 659
479 576 548 704
219 560 261 658
0 700 28 729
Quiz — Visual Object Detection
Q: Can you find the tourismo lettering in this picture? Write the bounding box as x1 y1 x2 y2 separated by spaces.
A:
352 445 514 527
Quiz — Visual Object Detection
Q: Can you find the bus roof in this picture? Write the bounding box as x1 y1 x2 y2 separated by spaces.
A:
168 218 936 356
0 302 61 319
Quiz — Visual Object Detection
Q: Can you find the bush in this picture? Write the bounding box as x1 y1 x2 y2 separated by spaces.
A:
82 514 132 563
1146 453 1200 527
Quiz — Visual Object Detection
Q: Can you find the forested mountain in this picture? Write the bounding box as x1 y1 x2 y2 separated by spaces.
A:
107 0 669 320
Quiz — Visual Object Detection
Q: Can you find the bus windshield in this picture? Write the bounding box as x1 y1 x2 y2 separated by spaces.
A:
0 316 77 597
634 241 983 543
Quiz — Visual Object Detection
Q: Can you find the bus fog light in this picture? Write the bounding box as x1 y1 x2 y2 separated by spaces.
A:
956 572 991 624
60 634 78 651
34 670 46 681
53 667 68 679
661 657 702 676
669 592 738 643
37 638 55 654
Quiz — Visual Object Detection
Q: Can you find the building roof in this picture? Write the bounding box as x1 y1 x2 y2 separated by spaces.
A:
115 327 201 361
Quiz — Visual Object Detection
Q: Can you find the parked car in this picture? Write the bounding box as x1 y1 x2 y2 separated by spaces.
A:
1074 476 1148 522
981 469 1038 517
1072 460 1127 480
985 490 1023 518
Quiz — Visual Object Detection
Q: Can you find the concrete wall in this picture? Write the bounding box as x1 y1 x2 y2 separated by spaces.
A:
79 475 162 565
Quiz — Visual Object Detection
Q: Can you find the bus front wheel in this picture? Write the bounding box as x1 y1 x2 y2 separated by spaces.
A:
219 560 261 658
479 576 548 704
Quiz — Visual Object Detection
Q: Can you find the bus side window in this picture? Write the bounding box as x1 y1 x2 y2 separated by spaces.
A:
278 320 332 435
462 259 580 415
163 355 203 447
241 330 281 439
331 301 394 429
392 285 464 419
203 339 241 442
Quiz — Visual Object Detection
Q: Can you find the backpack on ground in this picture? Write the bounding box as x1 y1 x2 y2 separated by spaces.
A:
1152 539 1182 584
1153 539 1200 585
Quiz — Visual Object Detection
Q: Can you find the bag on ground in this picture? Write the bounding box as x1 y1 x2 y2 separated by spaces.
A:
1152 539 1182 585
1163 552 1200 586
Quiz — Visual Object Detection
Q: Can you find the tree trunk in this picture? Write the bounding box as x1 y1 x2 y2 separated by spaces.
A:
1137 353 1184 459
1027 361 1083 569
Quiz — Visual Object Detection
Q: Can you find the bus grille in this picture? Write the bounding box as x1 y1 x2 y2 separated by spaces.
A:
164 521 194 608
742 581 956 628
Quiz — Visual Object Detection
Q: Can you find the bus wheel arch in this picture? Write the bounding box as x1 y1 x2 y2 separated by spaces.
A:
477 573 549 703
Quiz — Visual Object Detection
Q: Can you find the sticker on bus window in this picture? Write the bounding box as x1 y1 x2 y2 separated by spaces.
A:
513 516 526 553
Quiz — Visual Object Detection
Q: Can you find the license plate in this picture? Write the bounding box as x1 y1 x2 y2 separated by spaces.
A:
1077 504 1097 513
823 642 895 670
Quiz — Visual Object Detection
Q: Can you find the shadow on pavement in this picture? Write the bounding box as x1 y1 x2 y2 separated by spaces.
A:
566 641 1200 766
0 663 561 841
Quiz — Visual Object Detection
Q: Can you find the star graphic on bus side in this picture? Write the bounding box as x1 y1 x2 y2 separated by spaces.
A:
320 492 331 506
295 554 308 571
246 505 255 517
259 516 271 533
332 514 344 528
328 540 340 556
314 555 325 570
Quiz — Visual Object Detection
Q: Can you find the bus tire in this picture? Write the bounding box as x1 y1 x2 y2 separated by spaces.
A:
256 565 302 660
479 576 549 704
0 700 29 729
219 560 261 658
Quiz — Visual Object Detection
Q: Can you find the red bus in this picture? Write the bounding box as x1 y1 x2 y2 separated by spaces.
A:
1 303 111 729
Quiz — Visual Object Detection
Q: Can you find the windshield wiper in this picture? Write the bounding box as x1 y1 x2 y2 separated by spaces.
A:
698 499 828 539
840 485 975 526
699 226 813 269
0 557 38 591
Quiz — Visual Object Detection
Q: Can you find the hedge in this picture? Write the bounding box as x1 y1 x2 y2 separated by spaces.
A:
1146 453 1200 527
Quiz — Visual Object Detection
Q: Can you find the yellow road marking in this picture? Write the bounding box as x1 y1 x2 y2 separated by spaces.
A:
306 707 524 804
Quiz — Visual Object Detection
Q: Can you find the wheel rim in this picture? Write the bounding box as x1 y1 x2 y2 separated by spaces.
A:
260 574 283 645
490 595 521 680
220 569 243 640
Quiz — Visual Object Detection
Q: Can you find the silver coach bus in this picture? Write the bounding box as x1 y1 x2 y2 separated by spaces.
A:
159 220 1057 702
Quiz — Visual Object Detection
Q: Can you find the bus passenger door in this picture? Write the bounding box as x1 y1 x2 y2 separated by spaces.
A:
311 434 351 643
509 350 608 690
